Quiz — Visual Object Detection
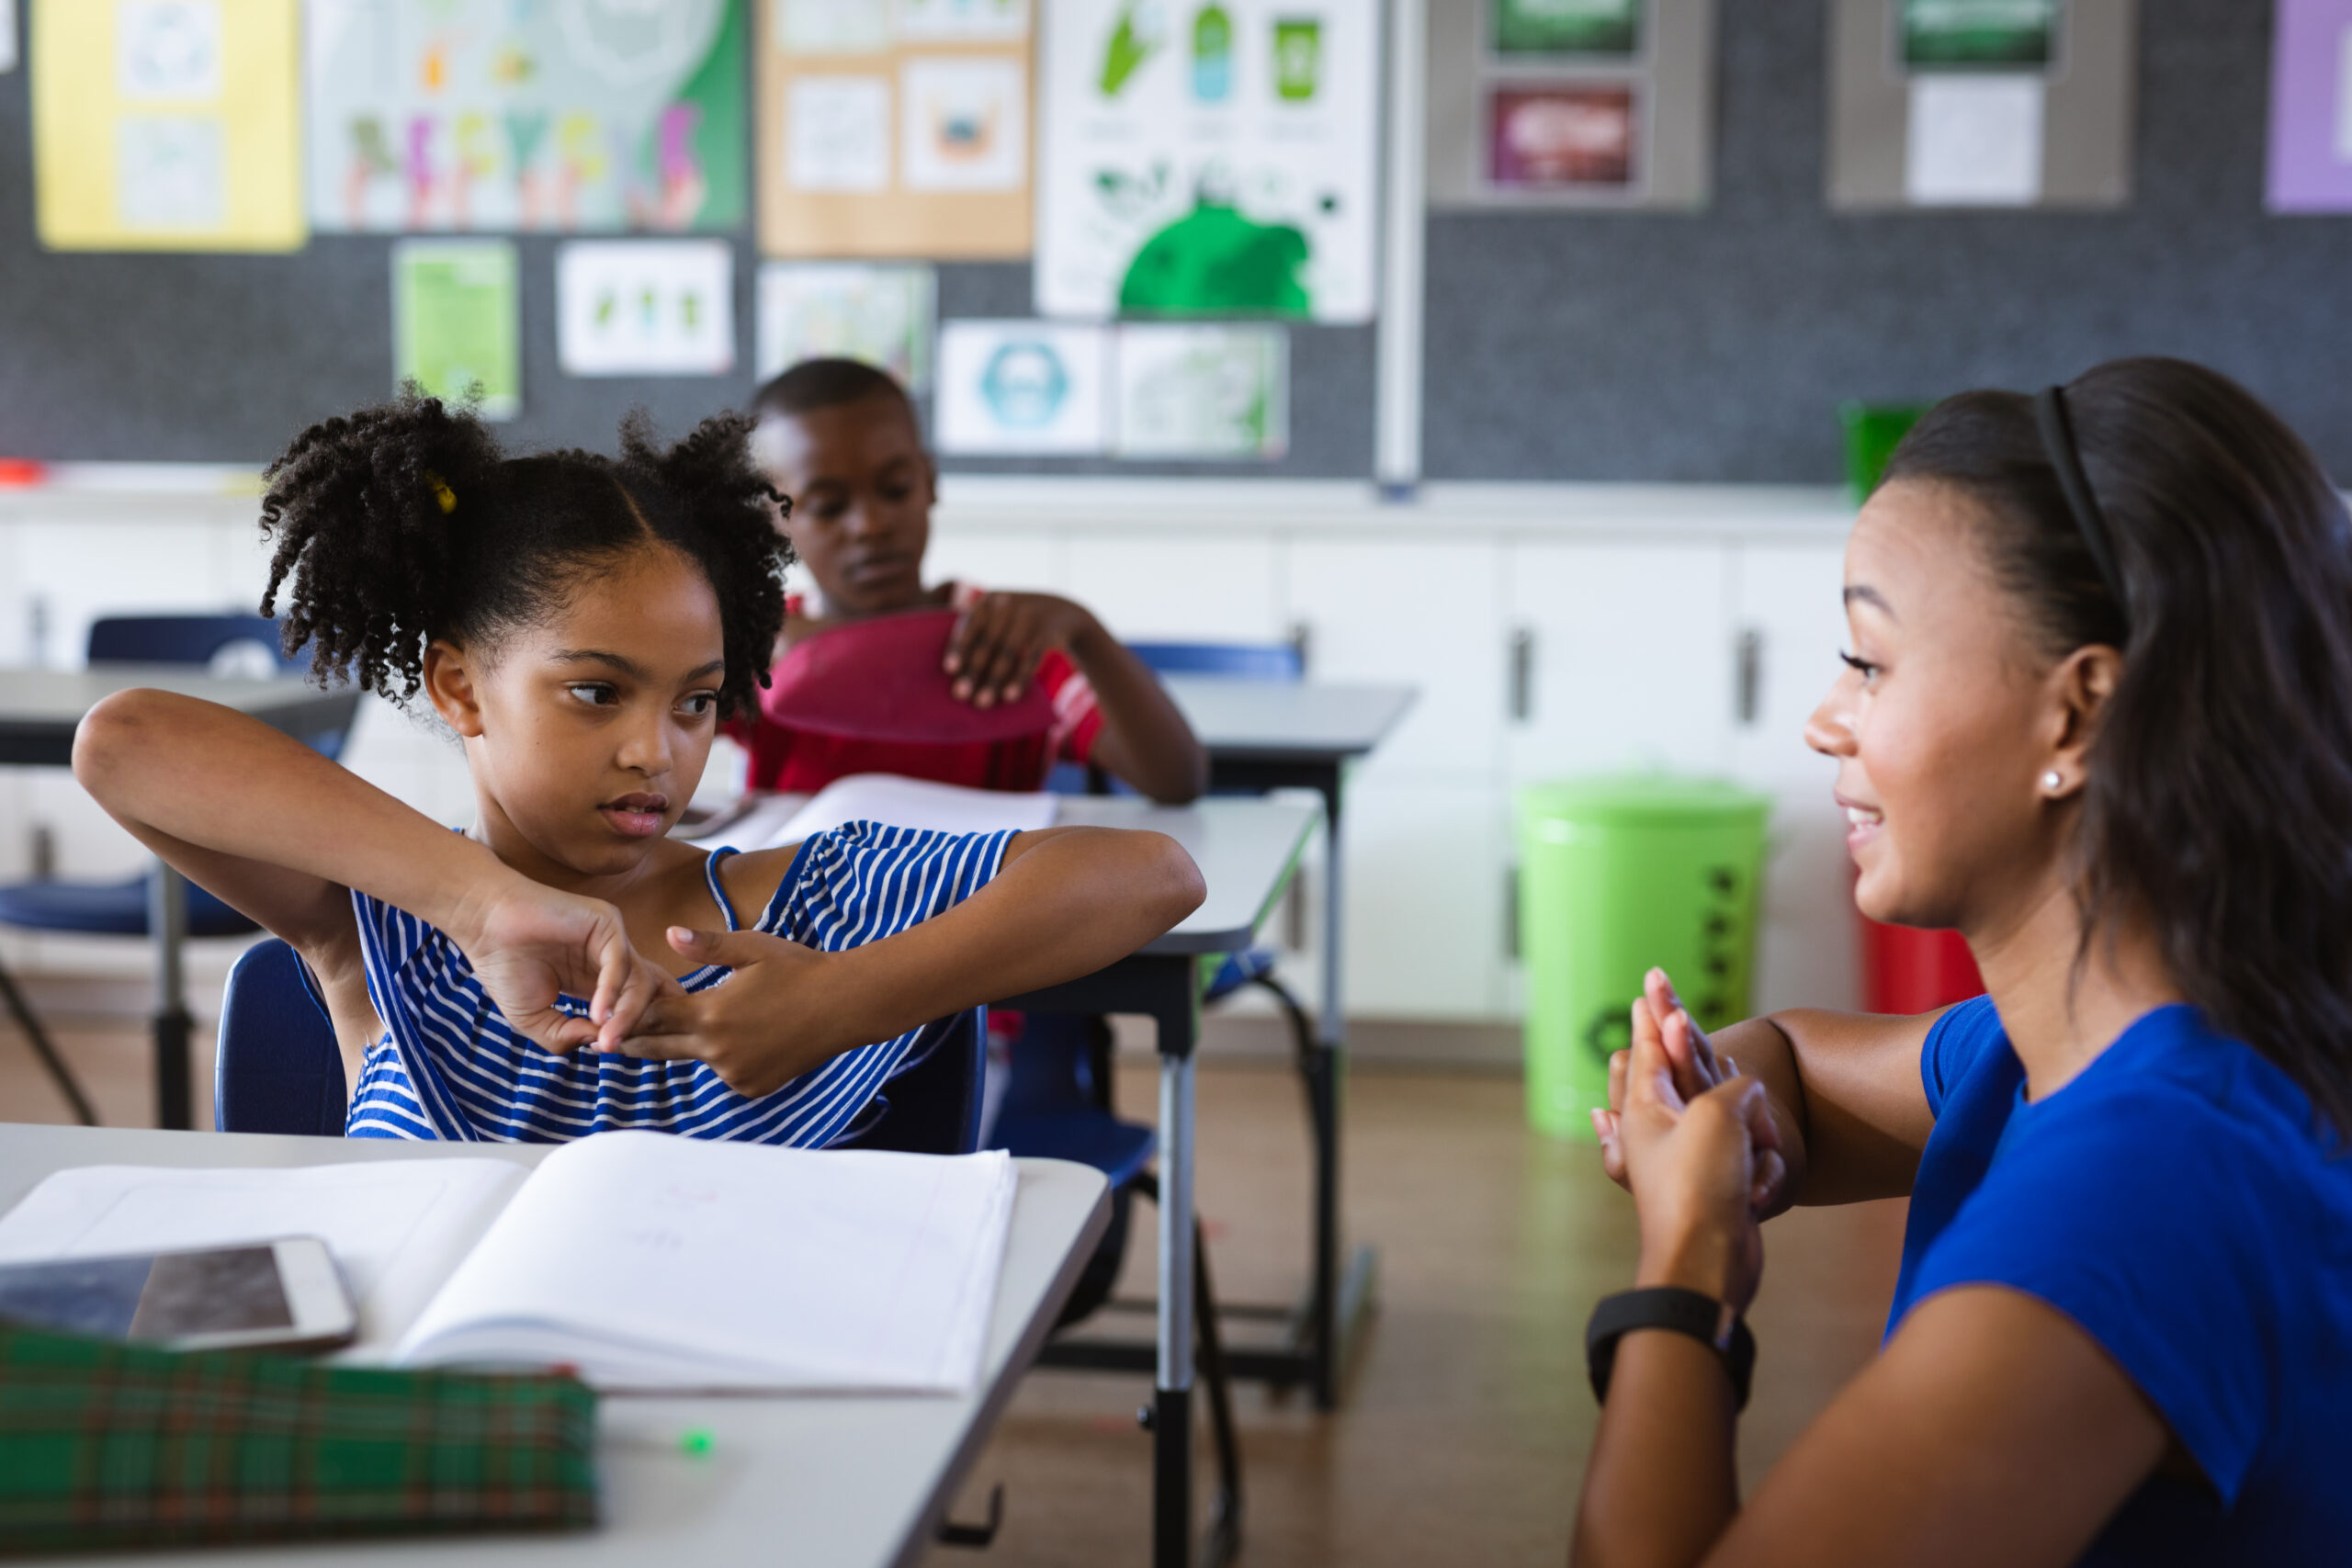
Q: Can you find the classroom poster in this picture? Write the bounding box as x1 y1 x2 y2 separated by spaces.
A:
31 0 305 251
758 0 1033 259
2266 0 2352 212
1035 0 1379 321
1826 0 2136 209
394 240 521 419
1426 0 1715 210
935 321 1110 455
305 0 749 233
558 241 735 377
756 262 937 389
1114 324 1287 458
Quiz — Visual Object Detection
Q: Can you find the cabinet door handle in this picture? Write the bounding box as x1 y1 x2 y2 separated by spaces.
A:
1509 626 1534 723
1287 620 1313 680
1736 627 1763 727
1505 865 1521 961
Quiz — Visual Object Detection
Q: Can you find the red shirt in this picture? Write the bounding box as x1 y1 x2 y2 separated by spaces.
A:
737 583 1104 794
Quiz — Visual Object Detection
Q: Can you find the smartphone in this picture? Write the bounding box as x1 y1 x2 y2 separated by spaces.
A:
0 1236 357 1352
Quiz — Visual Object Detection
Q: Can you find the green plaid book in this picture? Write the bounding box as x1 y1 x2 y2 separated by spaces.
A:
0 1323 597 1556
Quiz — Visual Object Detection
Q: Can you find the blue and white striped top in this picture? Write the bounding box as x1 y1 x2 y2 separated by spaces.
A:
345 822 1012 1145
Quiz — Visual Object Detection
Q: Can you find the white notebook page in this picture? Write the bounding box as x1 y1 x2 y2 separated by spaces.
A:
0 1159 526 1354
394 1132 1017 1393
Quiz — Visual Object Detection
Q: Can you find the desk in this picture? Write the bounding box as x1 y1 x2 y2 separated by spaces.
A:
0 1123 1111 1568
0 667 361 1130
993 795 1320 1568
1160 676 1417 1411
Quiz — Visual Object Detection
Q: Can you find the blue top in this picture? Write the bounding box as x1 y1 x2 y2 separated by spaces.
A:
1889 995 2352 1564
345 822 1011 1146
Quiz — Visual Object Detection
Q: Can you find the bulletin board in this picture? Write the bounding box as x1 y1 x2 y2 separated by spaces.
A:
3 0 2350 485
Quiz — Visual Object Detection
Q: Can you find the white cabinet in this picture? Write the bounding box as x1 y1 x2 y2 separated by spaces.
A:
921 526 1065 599
1337 779 1507 1018
1504 541 1736 782
1282 537 1504 779
1063 535 1283 642
1728 540 1849 785
1729 539 1860 1013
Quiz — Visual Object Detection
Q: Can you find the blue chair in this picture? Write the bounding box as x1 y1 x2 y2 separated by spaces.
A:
214 938 346 1136
215 936 989 1155
0 615 335 1125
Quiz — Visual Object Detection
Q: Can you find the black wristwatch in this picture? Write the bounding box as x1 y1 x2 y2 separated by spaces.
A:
1586 1287 1756 1413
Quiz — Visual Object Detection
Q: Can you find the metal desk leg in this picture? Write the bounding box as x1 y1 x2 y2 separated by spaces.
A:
145 863 192 1130
1310 773 1345 1409
1151 956 1202 1568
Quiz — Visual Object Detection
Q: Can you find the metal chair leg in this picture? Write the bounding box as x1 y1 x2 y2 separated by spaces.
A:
0 957 97 1126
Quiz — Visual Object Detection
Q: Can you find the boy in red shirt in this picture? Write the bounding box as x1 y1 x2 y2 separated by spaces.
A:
740 358 1206 801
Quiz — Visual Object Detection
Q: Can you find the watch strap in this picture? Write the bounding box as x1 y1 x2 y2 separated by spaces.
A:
1586 1286 1756 1413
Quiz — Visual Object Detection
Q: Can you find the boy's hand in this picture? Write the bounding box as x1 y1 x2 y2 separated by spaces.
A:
615 927 854 1098
944 592 1095 708
447 877 682 1055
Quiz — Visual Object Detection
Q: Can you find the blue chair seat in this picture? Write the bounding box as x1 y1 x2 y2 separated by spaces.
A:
0 874 257 939
990 1110 1156 1190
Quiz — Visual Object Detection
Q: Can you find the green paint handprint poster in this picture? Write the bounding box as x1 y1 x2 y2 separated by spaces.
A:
1037 0 1378 322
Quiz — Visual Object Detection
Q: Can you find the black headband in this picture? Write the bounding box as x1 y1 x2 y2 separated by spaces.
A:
2034 386 2131 634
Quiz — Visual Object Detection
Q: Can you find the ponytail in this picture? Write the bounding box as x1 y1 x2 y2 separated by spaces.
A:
259 390 790 716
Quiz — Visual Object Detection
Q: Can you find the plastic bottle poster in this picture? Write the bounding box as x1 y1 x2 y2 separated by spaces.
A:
2267 0 2352 212
31 0 305 251
558 240 736 377
935 320 1110 455
759 0 1032 259
1113 323 1286 458
393 240 521 419
756 262 937 389
1035 0 1379 322
305 0 749 233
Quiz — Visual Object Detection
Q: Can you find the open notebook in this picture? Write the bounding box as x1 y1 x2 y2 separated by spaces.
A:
688 773 1058 852
0 1134 1017 1394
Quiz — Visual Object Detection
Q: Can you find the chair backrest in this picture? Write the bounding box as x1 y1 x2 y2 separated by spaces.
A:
87 615 301 674
89 615 345 761
1127 640 1304 683
766 609 1056 744
829 1007 988 1155
215 938 347 1137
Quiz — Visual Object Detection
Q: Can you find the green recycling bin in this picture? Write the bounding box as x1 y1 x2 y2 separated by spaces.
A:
1516 775 1771 1141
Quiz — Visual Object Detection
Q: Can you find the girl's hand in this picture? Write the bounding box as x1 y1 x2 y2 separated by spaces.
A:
943 592 1093 708
616 927 848 1099
447 877 680 1055
1613 990 1786 1314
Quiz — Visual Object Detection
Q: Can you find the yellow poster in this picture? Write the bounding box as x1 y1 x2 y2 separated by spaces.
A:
759 0 1032 259
32 0 304 252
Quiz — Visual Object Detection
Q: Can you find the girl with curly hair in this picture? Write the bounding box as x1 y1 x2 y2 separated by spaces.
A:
71 394 1204 1144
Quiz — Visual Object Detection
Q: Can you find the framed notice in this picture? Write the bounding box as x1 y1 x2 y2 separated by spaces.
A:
1826 0 2136 210
758 0 1031 259
1427 0 1716 210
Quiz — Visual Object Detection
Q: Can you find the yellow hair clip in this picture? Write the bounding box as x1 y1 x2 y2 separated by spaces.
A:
425 470 458 514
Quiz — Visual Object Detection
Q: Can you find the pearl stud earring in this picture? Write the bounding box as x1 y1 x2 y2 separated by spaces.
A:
2043 771 2064 791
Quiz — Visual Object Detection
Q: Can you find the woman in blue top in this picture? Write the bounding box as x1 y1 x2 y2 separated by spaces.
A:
1577 357 2352 1566
71 394 1204 1142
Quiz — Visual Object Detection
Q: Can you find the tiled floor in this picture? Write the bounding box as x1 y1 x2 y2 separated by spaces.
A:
0 1013 1905 1568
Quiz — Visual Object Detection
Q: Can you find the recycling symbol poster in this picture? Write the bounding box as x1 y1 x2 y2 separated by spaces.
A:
1035 0 1380 322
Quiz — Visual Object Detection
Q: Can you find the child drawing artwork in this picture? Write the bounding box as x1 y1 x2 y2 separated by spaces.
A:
306 0 745 233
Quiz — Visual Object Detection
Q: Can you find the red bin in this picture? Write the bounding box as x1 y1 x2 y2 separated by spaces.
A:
1860 919 1984 1016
